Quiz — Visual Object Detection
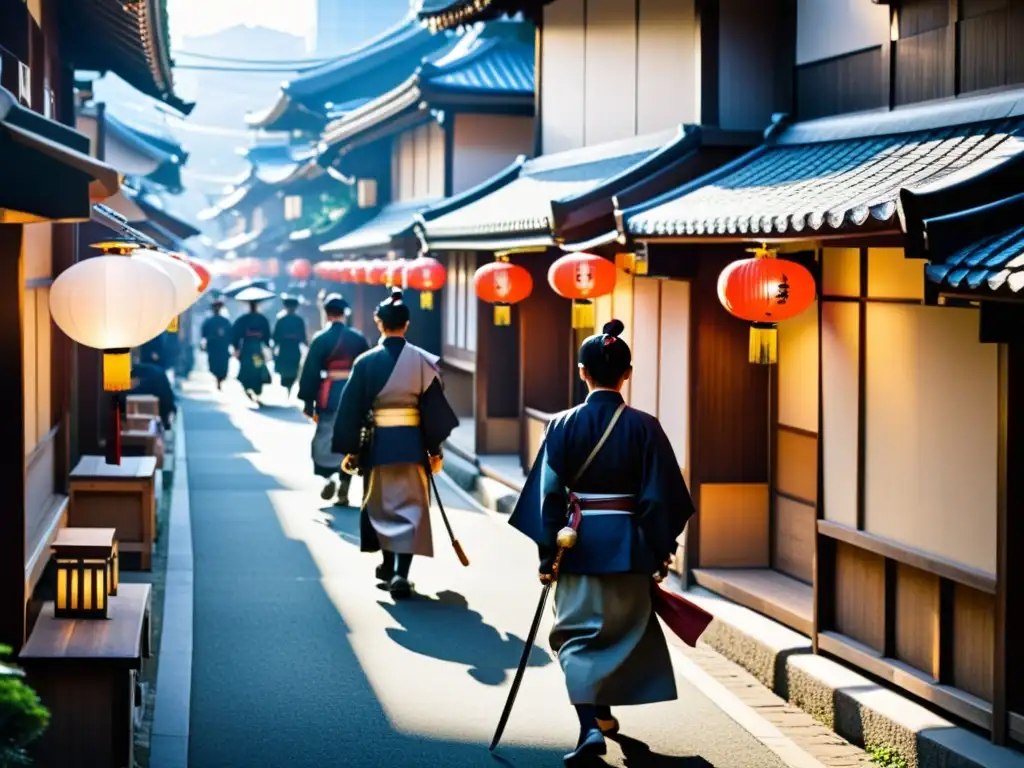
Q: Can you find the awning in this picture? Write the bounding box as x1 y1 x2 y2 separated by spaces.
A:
215 228 262 253
58 0 193 115
418 0 551 32
623 91 1024 241
318 22 533 164
197 183 253 221
320 199 439 256
131 191 200 240
417 125 755 251
0 86 120 222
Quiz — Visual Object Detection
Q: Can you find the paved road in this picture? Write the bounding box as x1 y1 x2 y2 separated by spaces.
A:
183 375 793 768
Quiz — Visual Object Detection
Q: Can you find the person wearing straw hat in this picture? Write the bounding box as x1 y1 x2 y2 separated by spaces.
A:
297 293 369 504
332 289 459 599
230 286 275 402
201 298 233 390
272 294 308 397
508 319 694 765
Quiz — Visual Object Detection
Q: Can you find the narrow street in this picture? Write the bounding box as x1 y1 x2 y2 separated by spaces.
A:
181 374 794 768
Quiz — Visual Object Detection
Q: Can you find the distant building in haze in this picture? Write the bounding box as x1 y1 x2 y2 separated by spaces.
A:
315 0 410 57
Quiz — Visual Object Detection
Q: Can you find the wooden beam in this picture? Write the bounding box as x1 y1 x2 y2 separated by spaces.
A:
813 257 830 649
856 248 868 530
993 341 1024 744
0 224 28 649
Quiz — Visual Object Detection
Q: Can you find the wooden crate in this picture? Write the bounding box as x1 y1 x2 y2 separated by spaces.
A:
69 456 158 571
125 394 159 417
20 584 151 768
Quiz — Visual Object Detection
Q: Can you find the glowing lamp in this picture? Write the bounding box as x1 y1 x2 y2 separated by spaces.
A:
264 258 280 278
52 528 117 620
474 256 533 325
405 256 446 310
179 255 212 293
365 259 390 286
288 258 312 280
385 260 407 288
548 252 617 329
134 249 201 334
717 244 816 364
343 261 367 284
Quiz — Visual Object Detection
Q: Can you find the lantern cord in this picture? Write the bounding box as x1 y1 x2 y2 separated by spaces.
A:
105 394 122 466
749 322 778 365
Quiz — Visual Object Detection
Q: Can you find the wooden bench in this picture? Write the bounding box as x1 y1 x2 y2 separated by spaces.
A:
20 583 151 768
120 416 165 469
125 394 159 418
69 456 158 571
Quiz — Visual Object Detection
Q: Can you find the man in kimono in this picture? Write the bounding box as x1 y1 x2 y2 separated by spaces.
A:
140 332 167 369
231 288 274 402
298 294 369 505
509 319 694 765
201 299 233 390
129 358 177 430
273 294 308 396
333 289 459 600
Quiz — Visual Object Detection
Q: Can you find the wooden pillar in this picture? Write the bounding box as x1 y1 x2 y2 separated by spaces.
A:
516 251 571 415
74 222 105 459
0 224 28 649
994 339 1024 744
475 284 521 455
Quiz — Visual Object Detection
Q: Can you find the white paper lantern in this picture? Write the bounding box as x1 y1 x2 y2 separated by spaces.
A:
50 245 177 391
133 248 201 333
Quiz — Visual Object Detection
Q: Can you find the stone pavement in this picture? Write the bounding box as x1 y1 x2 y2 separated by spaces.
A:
178 372 869 768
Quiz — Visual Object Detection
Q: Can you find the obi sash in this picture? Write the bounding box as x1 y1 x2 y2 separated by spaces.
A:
571 492 635 517
373 407 420 428
317 343 355 410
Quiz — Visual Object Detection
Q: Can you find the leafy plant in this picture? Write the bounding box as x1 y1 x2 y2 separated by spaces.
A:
0 645 49 767
869 743 909 768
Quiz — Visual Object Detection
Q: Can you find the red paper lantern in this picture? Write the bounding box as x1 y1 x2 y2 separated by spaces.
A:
405 256 446 310
170 253 211 294
365 259 390 287
343 260 366 284
717 245 816 364
288 258 312 280
263 258 280 278
547 252 617 329
385 260 407 288
313 261 333 280
474 257 533 325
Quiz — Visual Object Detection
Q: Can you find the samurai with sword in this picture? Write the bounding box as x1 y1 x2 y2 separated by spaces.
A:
505 319 698 765
332 289 461 600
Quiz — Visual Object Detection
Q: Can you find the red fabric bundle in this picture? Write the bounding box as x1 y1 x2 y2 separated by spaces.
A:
651 583 714 647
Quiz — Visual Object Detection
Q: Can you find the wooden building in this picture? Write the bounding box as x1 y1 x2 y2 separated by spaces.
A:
609 0 1024 745
314 19 536 356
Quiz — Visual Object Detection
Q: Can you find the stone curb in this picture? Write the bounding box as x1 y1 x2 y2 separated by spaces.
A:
468 466 1024 768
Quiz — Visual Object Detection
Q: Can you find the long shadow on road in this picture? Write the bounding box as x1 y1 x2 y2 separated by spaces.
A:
184 393 574 768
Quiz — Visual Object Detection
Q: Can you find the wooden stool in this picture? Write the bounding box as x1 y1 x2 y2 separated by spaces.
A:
69 456 158 571
20 584 151 768
125 394 159 418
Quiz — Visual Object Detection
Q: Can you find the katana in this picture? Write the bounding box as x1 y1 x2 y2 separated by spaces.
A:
428 465 469 567
489 511 580 752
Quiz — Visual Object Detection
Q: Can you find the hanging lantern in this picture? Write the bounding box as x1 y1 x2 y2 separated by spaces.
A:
717 244 816 365
474 256 533 325
548 252 617 329
50 241 177 464
288 258 312 280
134 249 201 334
180 256 212 293
264 258 280 278
365 259 390 287
343 260 367 284
385 259 407 289
313 260 332 280
405 255 446 310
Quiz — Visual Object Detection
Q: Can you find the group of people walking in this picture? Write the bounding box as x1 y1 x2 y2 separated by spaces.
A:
196 284 698 765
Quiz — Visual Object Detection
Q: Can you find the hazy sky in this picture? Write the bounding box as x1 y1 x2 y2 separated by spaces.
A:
167 0 316 48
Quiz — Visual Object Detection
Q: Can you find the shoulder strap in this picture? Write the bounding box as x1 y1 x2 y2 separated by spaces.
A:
571 403 626 485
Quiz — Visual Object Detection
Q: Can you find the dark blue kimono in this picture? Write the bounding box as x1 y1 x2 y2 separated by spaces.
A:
509 390 694 706
201 313 233 382
130 362 177 429
297 321 370 477
272 311 308 390
231 310 272 396
140 334 167 370
332 337 459 556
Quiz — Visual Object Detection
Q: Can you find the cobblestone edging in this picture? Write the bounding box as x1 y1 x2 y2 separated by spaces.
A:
676 585 1024 768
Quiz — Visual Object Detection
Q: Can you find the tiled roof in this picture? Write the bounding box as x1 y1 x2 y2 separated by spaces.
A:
59 0 192 114
247 15 449 131
624 93 1024 240
926 221 1024 295
418 0 550 32
197 183 252 221
215 228 262 253
104 112 185 192
419 128 691 247
320 199 439 255
318 22 533 161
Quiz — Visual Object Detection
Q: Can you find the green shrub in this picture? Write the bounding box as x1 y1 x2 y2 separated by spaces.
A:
869 743 909 768
0 645 49 767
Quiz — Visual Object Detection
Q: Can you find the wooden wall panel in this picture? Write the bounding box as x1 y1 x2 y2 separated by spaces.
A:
778 299 818 433
821 301 859 527
631 278 661 416
895 563 940 679
795 0 890 65
610 268 635 404
698 483 770 567
637 0 699 132
428 121 446 199
822 247 860 297
541 0 586 153
894 28 953 105
773 496 815 583
658 279 691 474
584 0 638 145
517 253 572 414
718 0 779 130
23 289 37 452
954 584 995 701
35 286 51 441
451 114 534 195
777 429 817 503
835 541 886 652
22 223 52 281
413 124 431 199
795 47 886 121
864 304 998 575
867 248 924 301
